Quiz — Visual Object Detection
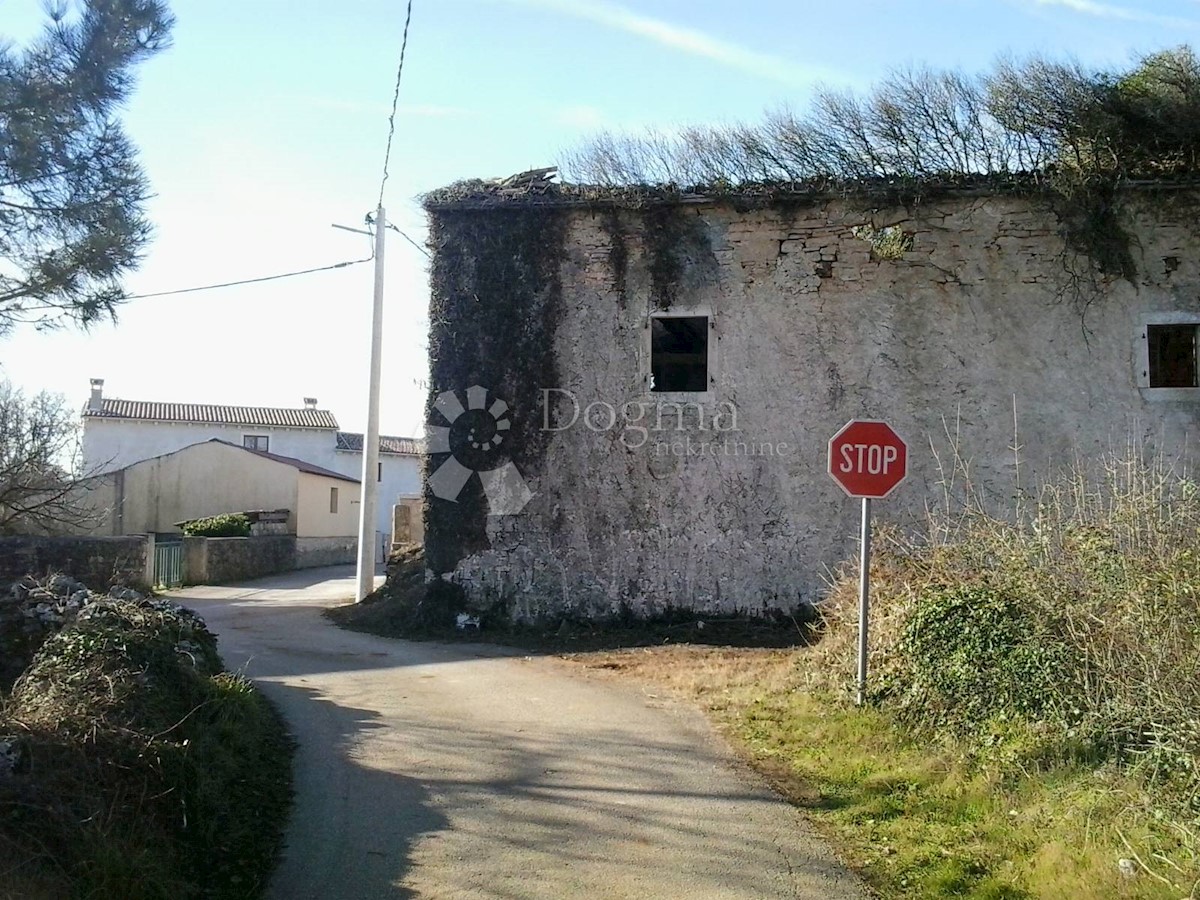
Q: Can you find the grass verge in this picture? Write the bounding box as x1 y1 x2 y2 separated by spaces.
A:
565 645 1198 898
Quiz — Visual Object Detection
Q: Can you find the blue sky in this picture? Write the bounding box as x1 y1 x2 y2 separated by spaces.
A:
2 0 1198 436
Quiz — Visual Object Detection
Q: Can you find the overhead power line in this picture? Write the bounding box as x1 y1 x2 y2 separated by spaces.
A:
60 5 418 312
377 0 414 208
388 222 429 258
124 256 373 301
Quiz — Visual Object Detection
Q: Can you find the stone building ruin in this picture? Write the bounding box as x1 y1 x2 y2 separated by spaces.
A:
421 174 1200 622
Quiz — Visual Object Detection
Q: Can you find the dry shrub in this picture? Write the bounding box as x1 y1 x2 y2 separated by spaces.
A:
812 442 1200 813
563 48 1200 188
0 598 291 898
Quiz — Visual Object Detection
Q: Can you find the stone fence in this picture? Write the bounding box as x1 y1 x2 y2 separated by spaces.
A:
295 536 357 570
1 533 358 591
0 535 154 591
182 535 296 585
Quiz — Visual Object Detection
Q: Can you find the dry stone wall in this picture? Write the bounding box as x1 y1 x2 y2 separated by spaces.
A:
0 535 152 592
427 192 1200 622
183 535 295 585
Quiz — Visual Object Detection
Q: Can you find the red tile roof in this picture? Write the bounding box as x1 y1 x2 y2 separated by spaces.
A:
84 399 339 429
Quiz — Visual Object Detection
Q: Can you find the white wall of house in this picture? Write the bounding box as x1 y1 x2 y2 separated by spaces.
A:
99 441 301 535
82 418 420 538
82 419 333 475
64 474 121 536
74 440 364 538
331 449 422 533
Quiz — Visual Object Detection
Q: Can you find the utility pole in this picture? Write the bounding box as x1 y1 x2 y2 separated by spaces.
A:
356 206 387 602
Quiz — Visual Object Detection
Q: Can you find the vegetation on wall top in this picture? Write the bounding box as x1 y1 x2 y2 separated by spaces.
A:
562 49 1200 187
426 48 1200 286
181 513 251 538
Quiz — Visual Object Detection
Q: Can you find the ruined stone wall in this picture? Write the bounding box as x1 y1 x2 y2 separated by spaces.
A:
427 192 1200 622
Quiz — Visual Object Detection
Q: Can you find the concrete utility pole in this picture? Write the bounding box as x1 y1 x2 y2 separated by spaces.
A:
356 205 387 602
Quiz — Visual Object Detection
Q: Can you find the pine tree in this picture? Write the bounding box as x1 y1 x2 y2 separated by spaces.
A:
0 0 173 336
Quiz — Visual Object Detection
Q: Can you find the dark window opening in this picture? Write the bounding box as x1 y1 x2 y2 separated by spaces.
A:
651 316 708 393
1148 324 1198 388
378 461 383 482
243 435 269 451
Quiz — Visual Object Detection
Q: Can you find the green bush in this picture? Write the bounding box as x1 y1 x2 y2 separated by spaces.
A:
181 513 251 538
0 598 292 899
892 583 1076 731
814 447 1200 814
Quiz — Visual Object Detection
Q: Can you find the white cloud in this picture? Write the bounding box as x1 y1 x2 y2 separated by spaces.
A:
1028 0 1199 27
499 0 844 87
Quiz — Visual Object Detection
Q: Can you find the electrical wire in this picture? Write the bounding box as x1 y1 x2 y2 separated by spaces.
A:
377 0 414 209
93 2 416 306
387 222 429 258
123 256 373 301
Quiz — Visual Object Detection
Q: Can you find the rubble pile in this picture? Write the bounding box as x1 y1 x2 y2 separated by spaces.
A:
0 574 147 690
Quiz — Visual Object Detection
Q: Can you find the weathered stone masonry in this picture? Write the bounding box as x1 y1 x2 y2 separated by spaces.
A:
0 535 153 591
424 188 1200 623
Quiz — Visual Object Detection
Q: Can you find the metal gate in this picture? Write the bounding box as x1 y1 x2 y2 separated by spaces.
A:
154 542 183 588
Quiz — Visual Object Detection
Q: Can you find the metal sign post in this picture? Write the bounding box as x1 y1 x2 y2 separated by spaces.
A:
828 420 908 706
857 497 871 706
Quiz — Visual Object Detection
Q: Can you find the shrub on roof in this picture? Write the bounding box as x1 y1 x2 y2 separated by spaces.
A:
425 48 1200 289
558 48 1200 189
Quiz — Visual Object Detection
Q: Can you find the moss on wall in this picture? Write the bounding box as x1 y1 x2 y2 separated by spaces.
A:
643 205 695 310
424 207 568 574
599 209 629 307
641 205 714 310
1049 181 1138 285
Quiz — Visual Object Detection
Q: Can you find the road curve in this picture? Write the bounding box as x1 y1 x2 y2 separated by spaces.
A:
173 567 866 900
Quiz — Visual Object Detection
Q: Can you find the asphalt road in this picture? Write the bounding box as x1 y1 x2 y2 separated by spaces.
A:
173 567 866 900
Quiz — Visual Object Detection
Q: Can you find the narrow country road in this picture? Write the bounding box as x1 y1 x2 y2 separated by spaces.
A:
173 567 866 900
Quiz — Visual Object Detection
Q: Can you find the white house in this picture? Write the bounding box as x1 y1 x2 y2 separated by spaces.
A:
80 379 421 548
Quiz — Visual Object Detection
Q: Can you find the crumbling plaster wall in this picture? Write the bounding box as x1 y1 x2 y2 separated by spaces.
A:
437 193 1200 621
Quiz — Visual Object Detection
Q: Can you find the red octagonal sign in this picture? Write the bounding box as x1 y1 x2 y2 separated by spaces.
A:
828 419 909 499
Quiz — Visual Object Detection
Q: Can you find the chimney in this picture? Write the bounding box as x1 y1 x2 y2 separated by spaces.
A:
303 397 318 409
88 378 104 412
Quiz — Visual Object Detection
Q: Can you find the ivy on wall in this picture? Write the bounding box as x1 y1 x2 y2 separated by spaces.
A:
422 206 568 575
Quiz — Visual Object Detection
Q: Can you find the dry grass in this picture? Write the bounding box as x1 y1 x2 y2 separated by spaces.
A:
811 443 1200 797
570 644 800 709
557 443 1200 897
564 642 1199 898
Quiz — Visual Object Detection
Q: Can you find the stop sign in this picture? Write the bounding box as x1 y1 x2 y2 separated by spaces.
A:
828 419 908 499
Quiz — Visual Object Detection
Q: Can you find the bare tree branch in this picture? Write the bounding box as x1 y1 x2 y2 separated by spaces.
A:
561 48 1200 190
0 381 107 535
